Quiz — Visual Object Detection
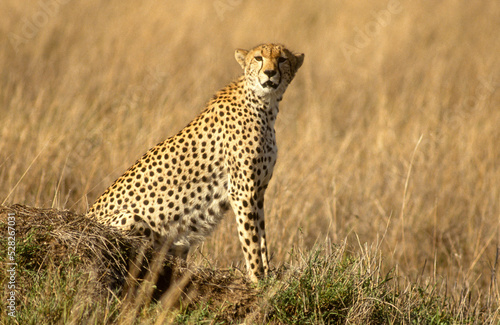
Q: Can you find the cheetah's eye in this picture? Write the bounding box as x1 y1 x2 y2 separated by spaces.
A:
278 57 287 63
254 56 263 62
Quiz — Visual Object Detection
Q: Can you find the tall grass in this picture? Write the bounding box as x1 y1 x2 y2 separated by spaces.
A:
1 0 499 311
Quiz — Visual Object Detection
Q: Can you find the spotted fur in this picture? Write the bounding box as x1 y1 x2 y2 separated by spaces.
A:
86 43 304 282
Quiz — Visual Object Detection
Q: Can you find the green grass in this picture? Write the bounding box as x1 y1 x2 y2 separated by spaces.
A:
1 252 119 325
0 232 112 324
265 245 469 325
174 302 221 325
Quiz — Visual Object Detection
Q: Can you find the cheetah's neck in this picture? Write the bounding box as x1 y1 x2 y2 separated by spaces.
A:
236 76 281 116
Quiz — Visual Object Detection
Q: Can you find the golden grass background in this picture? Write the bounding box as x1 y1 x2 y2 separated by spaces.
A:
1 0 499 297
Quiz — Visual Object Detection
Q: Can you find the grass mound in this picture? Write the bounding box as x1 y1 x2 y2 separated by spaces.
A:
0 204 142 291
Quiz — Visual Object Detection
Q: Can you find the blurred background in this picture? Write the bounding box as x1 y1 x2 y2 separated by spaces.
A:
1 0 499 295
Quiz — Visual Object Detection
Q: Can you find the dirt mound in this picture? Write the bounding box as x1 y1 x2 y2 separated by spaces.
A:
0 204 260 321
0 204 141 289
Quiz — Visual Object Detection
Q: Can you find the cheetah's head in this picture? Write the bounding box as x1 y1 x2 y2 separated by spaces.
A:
235 43 304 98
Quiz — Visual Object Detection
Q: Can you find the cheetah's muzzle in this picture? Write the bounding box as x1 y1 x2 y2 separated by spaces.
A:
262 80 278 89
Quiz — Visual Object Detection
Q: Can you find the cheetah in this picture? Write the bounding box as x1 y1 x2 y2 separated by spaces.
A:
86 43 304 282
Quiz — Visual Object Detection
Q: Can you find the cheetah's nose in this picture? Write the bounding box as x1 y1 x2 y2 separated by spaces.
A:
264 70 276 77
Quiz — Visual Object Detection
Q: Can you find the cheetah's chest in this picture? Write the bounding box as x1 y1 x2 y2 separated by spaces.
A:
226 105 278 187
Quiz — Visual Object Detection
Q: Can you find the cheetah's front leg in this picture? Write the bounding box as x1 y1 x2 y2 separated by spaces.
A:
229 190 269 282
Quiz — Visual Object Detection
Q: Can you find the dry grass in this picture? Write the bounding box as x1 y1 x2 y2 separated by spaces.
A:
1 0 499 308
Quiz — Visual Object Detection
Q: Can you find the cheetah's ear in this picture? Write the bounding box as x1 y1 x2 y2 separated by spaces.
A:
235 49 248 69
294 53 304 71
